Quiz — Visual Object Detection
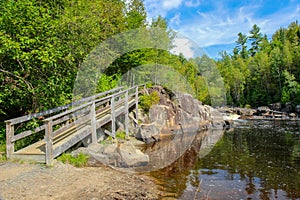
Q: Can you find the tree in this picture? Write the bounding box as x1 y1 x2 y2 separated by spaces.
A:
249 24 263 56
125 0 147 29
235 32 248 58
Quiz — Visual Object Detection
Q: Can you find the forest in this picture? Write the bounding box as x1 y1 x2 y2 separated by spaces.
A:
0 0 300 150
217 23 300 107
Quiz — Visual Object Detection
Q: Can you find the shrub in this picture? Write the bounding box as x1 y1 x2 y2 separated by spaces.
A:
139 91 160 112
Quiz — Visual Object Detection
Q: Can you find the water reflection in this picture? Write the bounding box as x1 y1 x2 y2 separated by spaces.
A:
150 120 300 200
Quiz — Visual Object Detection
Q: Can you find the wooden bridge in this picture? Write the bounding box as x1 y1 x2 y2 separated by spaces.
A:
5 85 145 165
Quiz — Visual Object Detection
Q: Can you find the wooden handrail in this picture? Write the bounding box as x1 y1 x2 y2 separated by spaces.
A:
5 87 123 125
43 102 93 122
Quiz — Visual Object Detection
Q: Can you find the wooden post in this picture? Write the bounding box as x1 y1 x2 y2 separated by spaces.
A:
6 122 14 159
125 91 129 136
111 95 116 138
45 120 53 165
135 86 139 123
91 102 97 143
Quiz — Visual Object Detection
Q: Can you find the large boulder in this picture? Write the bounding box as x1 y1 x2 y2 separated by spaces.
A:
72 142 149 168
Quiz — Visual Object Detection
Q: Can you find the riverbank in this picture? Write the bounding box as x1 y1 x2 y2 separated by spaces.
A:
0 161 163 200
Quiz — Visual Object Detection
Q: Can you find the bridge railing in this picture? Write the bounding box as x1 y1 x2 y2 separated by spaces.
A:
5 85 146 164
5 87 123 159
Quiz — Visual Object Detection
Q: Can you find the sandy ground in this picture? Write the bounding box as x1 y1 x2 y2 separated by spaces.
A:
0 161 163 200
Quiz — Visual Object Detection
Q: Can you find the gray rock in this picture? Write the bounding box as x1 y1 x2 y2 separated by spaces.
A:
149 105 168 126
296 105 300 113
117 143 149 167
136 123 160 144
74 142 149 168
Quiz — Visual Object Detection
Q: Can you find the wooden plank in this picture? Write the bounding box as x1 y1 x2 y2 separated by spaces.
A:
13 139 45 155
129 114 138 125
5 105 70 125
52 115 71 126
53 126 91 158
76 86 123 105
111 96 116 138
6 122 14 159
95 98 110 108
104 129 113 137
135 86 139 123
125 91 129 136
11 124 46 142
45 120 53 165
11 153 45 163
52 113 91 138
44 102 92 122
91 102 97 143
95 105 110 115
52 106 90 126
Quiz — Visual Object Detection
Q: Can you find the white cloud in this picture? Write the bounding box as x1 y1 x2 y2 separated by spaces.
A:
185 0 201 7
163 0 183 9
171 37 195 58
170 13 181 26
144 0 183 20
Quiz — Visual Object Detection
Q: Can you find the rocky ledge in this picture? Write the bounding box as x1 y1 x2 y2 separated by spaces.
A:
219 105 300 120
136 85 226 143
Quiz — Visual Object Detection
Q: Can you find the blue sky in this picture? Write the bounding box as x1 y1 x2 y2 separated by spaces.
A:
144 0 300 59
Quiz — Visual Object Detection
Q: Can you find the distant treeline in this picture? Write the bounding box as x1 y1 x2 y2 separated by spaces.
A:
216 22 300 108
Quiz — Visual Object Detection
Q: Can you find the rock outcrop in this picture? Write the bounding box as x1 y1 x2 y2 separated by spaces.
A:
136 86 225 144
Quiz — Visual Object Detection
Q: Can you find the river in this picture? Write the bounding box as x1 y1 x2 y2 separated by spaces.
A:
147 119 300 200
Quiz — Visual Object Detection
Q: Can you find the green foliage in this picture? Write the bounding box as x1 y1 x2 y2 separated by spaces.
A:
217 21 300 107
0 0 144 123
244 104 251 109
57 152 89 167
96 74 120 93
139 91 160 112
116 131 126 140
99 136 113 145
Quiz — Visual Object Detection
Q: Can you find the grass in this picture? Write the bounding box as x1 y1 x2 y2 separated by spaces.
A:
0 143 6 162
57 152 89 167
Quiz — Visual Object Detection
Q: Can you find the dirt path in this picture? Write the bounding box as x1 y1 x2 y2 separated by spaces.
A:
0 162 163 200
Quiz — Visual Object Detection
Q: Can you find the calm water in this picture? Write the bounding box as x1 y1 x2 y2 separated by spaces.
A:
149 120 300 200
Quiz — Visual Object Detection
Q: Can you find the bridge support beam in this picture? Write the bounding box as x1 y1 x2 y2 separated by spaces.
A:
135 86 139 123
111 96 116 138
45 120 53 165
125 91 129 136
91 102 97 143
6 122 14 159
